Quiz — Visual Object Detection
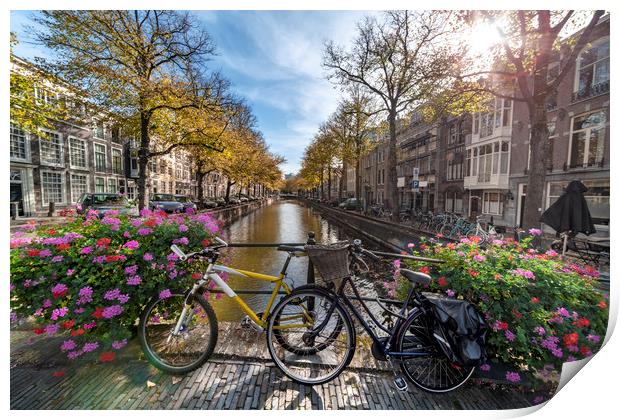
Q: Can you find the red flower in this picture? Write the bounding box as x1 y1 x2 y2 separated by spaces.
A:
470 236 482 244
105 255 122 263
99 352 116 362
494 273 501 280
563 333 579 347
96 237 111 247
57 243 71 251
93 308 104 319
467 269 479 278
192 272 203 280
420 266 430 275
33 328 45 335
47 229 57 235
531 297 540 304
498 321 509 331
446 243 455 250
512 309 522 319
575 318 590 328
201 239 211 247
580 345 591 356
27 249 40 257
598 301 608 309
52 371 65 377
71 328 85 336
62 319 75 329
437 277 448 287
144 219 157 227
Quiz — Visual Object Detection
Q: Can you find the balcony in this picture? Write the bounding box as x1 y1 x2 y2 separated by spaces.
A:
464 173 509 190
572 81 610 102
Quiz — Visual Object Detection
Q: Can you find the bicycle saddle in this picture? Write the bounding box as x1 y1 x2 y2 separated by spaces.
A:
400 269 431 286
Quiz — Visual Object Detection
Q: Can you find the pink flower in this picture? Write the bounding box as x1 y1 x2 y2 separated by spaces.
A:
102 305 123 319
143 253 153 261
51 307 69 321
138 228 152 236
480 363 491 372
528 228 542 236
124 265 138 276
512 268 535 279
505 330 516 342
66 269 75 276
82 342 99 353
60 339 76 352
446 289 455 298
123 240 140 250
407 243 415 248
179 224 189 232
112 339 128 350
159 289 172 300
506 371 521 383
473 254 486 262
81 246 93 255
127 275 142 286
392 259 401 268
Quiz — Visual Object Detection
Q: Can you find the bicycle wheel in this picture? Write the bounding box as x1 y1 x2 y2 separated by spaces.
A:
396 309 474 393
272 285 344 355
139 292 218 374
266 288 355 385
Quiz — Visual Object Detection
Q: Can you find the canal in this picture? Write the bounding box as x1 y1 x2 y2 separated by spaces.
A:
208 199 388 321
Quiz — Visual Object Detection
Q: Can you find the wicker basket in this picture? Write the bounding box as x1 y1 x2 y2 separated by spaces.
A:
305 241 351 284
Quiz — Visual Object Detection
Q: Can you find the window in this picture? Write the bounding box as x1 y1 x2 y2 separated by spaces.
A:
127 186 136 200
112 148 123 174
35 87 58 106
482 191 503 215
575 37 609 98
569 110 606 168
108 178 117 193
477 98 512 138
130 150 139 172
445 192 463 214
500 141 509 174
10 123 28 161
70 174 88 203
39 131 63 166
547 179 609 225
448 124 458 144
94 143 107 172
69 137 87 169
93 120 105 139
465 149 471 177
41 172 64 205
95 177 105 193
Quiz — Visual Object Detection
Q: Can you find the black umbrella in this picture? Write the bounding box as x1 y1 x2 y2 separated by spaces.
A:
540 180 596 235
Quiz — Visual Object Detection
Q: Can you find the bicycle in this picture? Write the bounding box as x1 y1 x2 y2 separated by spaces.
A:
465 216 503 245
138 236 325 374
265 240 482 392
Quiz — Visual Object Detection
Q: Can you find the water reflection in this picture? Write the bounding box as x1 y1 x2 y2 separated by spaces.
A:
209 200 346 320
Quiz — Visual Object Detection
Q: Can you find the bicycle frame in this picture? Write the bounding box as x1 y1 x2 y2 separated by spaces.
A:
185 253 312 330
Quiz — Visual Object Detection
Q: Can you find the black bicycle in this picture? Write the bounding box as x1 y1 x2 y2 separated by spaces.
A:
265 240 482 393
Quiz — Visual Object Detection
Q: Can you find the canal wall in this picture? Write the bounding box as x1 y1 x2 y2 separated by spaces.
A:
207 198 274 227
303 200 421 252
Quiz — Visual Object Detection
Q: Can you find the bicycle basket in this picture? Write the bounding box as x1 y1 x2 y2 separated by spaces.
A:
305 241 351 284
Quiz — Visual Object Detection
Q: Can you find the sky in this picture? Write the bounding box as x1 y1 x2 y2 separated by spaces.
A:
10 10 373 175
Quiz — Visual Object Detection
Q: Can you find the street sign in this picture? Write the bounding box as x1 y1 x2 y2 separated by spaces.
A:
413 167 419 179
397 177 405 188
411 180 419 190
418 181 428 188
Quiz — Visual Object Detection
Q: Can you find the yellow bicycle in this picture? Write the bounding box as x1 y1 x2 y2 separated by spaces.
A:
138 237 334 374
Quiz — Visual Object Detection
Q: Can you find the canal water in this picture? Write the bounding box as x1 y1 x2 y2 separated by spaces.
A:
208 200 385 321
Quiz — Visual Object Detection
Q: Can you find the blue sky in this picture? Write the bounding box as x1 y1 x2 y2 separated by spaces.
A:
10 10 372 175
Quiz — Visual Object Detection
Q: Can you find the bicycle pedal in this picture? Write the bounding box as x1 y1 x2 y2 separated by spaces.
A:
393 376 408 392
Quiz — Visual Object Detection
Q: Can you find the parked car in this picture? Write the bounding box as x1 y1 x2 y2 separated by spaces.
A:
149 194 185 213
327 198 341 207
228 197 241 205
203 198 218 209
77 193 139 217
174 195 197 212
239 196 249 203
339 198 362 211
214 197 227 207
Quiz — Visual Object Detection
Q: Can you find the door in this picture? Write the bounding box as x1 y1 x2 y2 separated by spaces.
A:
517 184 527 228
10 183 24 217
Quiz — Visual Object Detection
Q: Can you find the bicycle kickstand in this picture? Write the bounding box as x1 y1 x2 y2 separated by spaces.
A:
386 355 408 392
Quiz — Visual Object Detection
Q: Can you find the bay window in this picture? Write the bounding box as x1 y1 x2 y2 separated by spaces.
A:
575 37 609 99
569 110 606 168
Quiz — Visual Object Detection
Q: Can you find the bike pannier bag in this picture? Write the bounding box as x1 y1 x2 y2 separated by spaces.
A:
427 296 488 367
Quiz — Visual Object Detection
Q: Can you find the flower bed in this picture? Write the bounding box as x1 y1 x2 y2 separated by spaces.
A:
396 234 609 385
10 208 219 362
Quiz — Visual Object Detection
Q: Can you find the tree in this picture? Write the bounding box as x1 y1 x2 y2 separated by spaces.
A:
324 11 462 220
32 11 217 209
457 10 605 229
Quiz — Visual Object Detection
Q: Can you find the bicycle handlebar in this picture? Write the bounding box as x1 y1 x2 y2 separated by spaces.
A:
170 236 228 261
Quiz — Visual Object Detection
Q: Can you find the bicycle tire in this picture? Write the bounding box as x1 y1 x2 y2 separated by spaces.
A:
272 285 344 355
139 292 218 374
266 287 356 386
395 308 474 393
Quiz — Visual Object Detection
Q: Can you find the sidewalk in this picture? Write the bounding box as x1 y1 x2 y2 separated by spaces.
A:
11 324 536 410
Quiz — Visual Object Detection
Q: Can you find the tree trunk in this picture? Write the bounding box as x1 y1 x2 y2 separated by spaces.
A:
327 166 332 200
196 171 205 204
387 109 399 221
355 157 361 200
523 102 550 230
320 167 324 200
225 180 234 202
340 161 346 200
137 111 150 210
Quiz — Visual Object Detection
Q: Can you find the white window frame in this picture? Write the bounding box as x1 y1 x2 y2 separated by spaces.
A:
482 191 503 215
107 178 117 194
94 176 106 193
41 170 65 206
70 173 89 203
92 118 105 139
567 109 606 168
93 142 108 173
38 129 64 167
10 122 31 163
111 147 123 174
573 36 610 93
68 136 88 170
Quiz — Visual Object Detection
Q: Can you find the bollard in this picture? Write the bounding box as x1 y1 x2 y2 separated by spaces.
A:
47 202 55 217
306 231 316 285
